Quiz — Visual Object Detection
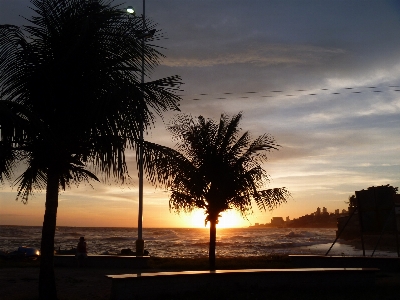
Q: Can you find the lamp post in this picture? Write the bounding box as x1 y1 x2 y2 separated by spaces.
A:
127 0 153 256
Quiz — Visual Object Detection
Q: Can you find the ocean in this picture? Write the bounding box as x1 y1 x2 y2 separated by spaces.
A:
0 226 397 258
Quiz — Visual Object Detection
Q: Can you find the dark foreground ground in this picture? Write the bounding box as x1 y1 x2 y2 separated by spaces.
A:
1 256 399 300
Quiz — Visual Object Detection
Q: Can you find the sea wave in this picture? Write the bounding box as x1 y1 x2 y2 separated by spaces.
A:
285 230 319 238
226 235 253 240
104 236 133 241
2 226 397 258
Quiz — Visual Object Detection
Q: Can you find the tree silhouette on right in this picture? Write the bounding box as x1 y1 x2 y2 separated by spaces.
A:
144 113 290 270
347 185 399 208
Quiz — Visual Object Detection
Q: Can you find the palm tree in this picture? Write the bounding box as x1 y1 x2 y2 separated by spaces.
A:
142 113 290 270
0 0 181 298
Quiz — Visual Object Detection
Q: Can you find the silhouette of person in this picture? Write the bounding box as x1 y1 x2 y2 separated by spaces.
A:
76 236 87 266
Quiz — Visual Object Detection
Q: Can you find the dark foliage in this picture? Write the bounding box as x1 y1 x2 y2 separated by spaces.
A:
0 0 182 298
142 113 290 270
347 184 399 207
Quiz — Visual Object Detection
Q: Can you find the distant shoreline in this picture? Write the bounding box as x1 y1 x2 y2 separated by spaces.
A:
248 225 337 228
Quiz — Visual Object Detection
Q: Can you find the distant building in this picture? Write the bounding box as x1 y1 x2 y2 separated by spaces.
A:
286 216 290 222
316 207 321 215
395 194 400 205
335 209 339 215
255 223 259 226
271 217 285 227
342 209 347 214
322 207 328 214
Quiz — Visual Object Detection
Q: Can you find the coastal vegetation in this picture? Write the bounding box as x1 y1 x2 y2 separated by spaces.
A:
143 113 291 270
0 0 181 298
251 209 346 228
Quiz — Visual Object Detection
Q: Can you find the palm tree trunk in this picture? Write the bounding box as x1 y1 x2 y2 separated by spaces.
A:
39 166 59 300
209 219 217 271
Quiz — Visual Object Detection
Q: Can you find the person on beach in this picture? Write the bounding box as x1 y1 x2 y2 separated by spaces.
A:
76 236 87 267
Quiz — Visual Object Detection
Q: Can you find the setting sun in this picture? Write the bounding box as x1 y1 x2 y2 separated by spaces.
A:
184 209 248 228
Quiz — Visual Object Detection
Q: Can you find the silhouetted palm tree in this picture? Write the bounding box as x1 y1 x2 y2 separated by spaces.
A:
142 113 290 270
0 0 181 298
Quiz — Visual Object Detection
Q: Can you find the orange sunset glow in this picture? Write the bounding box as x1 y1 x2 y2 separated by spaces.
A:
2 2 400 300
181 210 250 229
0 0 399 230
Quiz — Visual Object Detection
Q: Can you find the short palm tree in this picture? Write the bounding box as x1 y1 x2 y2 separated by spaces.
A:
0 0 181 298
143 113 290 270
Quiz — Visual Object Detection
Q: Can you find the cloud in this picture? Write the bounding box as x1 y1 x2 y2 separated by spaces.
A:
161 44 345 68
1 0 399 225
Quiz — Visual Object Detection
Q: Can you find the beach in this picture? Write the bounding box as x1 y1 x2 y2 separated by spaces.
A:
1 226 399 299
1 256 400 300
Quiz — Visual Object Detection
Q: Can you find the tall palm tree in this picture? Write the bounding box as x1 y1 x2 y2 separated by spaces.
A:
0 0 181 298
142 113 290 270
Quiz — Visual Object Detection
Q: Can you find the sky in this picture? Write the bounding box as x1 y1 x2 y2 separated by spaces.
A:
0 0 399 228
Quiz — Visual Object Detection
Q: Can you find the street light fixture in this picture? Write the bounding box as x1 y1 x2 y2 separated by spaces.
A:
126 6 135 14
126 1 154 256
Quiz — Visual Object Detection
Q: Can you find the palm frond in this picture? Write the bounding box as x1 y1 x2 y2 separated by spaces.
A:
0 25 30 103
1 0 183 201
227 130 250 159
142 141 193 186
14 160 47 203
161 112 290 223
0 142 17 183
256 187 291 211
218 113 242 154
59 162 100 191
0 100 37 184
169 191 204 214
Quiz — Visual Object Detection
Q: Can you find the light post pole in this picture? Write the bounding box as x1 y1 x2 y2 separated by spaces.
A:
127 0 152 256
